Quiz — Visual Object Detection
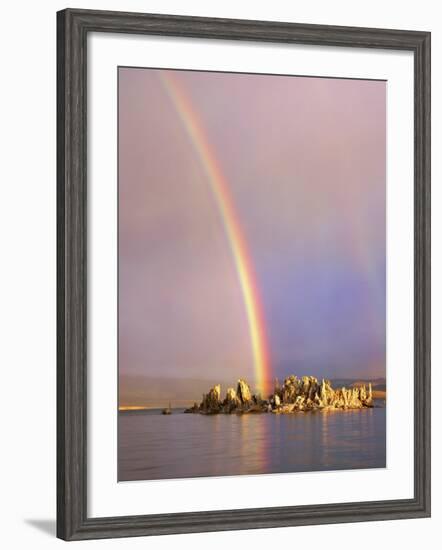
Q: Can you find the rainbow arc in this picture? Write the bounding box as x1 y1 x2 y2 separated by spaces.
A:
159 71 271 396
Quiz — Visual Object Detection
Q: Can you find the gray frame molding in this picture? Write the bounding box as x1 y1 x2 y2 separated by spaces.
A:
57 8 431 541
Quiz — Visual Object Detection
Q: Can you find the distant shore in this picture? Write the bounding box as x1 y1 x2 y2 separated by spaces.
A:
372 390 386 399
119 405 151 412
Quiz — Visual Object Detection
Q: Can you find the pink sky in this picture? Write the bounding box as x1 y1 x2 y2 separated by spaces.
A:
118 68 386 404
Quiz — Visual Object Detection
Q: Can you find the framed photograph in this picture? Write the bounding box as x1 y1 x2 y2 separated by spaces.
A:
57 8 431 541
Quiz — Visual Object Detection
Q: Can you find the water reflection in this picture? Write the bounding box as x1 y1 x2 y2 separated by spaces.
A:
238 414 269 474
321 411 330 467
118 407 386 481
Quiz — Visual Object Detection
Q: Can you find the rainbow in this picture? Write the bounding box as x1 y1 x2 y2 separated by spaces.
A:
159 71 271 396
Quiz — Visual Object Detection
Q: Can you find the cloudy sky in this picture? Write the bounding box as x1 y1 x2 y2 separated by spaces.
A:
118 67 386 401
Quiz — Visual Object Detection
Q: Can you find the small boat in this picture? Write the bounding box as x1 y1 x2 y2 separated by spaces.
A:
162 402 172 415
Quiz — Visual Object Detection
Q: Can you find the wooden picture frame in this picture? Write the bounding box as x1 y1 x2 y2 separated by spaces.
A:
57 8 431 541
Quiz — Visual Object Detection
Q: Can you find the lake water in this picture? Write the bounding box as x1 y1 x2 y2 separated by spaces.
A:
118 407 386 481
118 405 386 481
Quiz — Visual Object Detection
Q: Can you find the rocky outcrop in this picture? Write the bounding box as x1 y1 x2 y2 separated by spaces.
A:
223 387 240 413
184 376 374 414
236 379 253 404
200 384 222 413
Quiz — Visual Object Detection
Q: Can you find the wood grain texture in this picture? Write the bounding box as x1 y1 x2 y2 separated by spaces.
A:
56 8 431 541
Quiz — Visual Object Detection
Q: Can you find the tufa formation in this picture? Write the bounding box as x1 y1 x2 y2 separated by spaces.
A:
184 375 374 414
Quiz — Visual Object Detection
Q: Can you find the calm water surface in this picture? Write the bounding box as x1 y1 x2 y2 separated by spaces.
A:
118 406 386 481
